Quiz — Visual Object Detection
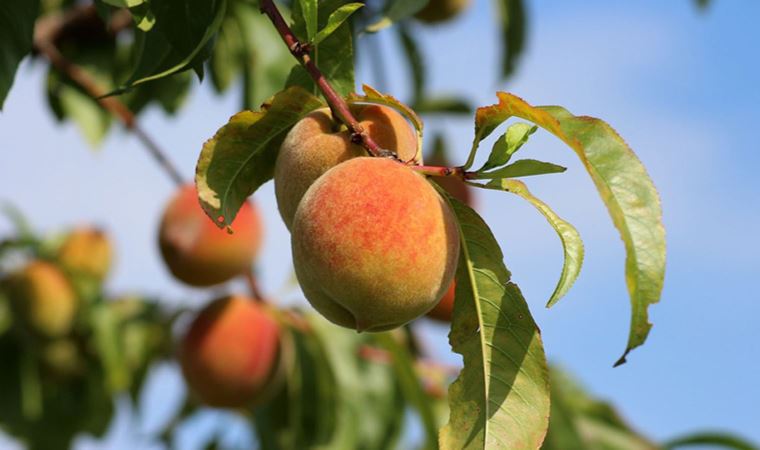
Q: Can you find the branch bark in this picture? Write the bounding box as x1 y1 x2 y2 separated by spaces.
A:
259 0 399 159
33 4 184 187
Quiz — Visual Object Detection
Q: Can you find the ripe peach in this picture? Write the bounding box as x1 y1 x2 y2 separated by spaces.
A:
291 157 460 332
415 0 472 24
274 103 420 230
179 295 280 408
158 185 262 287
57 227 113 282
7 261 78 337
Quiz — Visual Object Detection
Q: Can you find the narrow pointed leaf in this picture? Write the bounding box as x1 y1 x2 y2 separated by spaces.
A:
300 0 318 41
479 123 537 171
474 92 665 365
496 0 527 79
486 179 583 307
0 0 39 109
196 87 324 228
287 0 355 97
664 433 758 450
312 3 363 46
365 0 428 33
375 333 439 449
475 159 566 179
440 197 550 450
397 23 425 104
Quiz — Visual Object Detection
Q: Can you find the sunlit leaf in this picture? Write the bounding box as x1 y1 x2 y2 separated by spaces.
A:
440 198 550 450
287 0 355 97
300 0 318 41
471 92 665 365
485 179 583 307
476 159 566 179
196 87 324 228
0 0 39 109
123 0 226 87
479 122 537 171
312 3 363 46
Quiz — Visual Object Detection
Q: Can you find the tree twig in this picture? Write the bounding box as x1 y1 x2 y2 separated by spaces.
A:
33 4 184 187
244 269 266 303
259 0 398 159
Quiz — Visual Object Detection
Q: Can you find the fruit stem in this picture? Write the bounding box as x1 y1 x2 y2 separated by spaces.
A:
244 269 266 303
411 165 474 179
259 0 390 159
33 4 185 188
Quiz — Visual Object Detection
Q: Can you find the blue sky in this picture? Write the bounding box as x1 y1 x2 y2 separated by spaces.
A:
1 0 759 448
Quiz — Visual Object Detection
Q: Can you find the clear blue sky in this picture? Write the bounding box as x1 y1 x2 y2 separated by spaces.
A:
1 0 758 448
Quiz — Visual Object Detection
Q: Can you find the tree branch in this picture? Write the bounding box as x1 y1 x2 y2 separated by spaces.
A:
33 4 184 187
259 0 398 159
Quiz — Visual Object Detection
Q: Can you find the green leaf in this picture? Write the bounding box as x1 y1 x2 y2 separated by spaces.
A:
472 92 666 366
287 0 355 98
123 0 226 87
664 433 759 450
413 96 473 115
209 15 243 94
479 122 537 171
496 0 527 79
365 0 428 33
440 197 550 450
397 23 425 104
0 0 39 109
476 159 566 179
235 2 293 109
91 304 130 391
485 179 583 307
196 87 324 228
311 3 363 46
374 333 438 449
300 0 318 41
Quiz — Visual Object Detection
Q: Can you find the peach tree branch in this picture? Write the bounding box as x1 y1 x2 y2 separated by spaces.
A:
33 4 184 187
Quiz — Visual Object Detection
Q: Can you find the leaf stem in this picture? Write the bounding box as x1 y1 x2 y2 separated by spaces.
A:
33 4 185 187
411 164 475 179
259 0 392 159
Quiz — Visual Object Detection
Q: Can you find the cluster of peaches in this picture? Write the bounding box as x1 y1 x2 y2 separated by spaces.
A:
160 104 472 409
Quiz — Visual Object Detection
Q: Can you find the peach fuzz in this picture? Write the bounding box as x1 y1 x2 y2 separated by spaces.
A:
291 157 460 332
158 185 262 287
179 295 280 408
274 103 420 230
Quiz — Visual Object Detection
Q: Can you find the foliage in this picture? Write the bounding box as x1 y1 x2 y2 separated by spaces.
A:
0 0 744 449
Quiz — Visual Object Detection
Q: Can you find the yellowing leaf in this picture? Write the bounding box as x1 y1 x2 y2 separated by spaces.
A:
195 87 324 228
473 92 665 365
486 179 583 307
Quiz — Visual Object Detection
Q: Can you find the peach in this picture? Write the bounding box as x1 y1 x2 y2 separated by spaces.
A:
427 281 456 322
57 227 113 282
158 185 262 287
179 295 280 408
274 103 420 230
291 157 460 331
7 261 78 337
415 0 472 24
